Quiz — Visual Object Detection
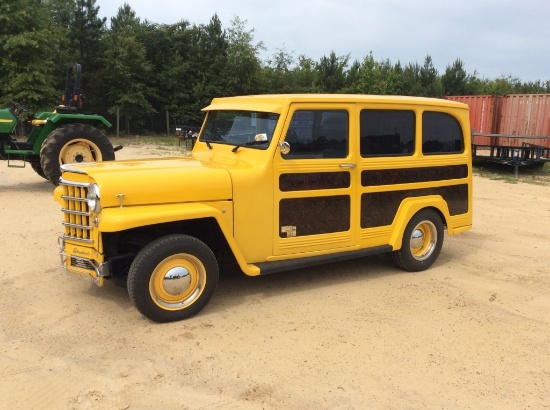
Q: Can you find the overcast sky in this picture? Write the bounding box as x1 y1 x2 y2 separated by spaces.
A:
95 0 550 83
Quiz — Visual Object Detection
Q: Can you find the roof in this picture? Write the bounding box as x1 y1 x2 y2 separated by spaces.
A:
202 94 469 113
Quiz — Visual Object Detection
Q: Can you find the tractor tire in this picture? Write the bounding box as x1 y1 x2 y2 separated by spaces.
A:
29 160 48 180
40 123 115 185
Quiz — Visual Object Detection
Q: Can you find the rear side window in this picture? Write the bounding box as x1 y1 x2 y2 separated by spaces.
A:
360 110 415 156
422 112 464 154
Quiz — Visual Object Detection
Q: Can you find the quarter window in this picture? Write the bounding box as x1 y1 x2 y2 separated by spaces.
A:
360 110 415 156
422 112 464 154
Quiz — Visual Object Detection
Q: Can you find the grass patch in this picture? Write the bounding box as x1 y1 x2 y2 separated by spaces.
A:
108 135 182 147
474 161 550 186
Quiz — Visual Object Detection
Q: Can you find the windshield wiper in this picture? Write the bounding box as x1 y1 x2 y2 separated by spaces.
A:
200 132 214 149
231 140 269 152
232 133 270 152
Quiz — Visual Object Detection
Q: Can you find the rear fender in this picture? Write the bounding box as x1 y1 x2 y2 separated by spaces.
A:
48 113 112 128
29 115 112 150
388 196 450 250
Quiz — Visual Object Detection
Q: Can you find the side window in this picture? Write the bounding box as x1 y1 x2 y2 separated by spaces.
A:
422 112 464 154
284 110 348 159
360 110 415 156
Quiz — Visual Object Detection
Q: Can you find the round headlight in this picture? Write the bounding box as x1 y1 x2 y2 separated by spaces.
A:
87 183 101 214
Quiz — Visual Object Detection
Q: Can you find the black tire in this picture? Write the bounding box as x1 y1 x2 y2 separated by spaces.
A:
40 123 115 185
389 209 444 272
29 160 48 180
128 234 219 323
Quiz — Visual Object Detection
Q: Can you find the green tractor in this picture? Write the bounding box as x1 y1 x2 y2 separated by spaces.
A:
0 63 121 185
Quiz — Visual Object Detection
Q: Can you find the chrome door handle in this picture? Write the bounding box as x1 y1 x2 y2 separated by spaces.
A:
339 163 356 168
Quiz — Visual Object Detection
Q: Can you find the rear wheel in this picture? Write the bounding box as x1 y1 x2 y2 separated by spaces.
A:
128 235 219 323
40 123 115 185
390 209 444 272
29 160 48 180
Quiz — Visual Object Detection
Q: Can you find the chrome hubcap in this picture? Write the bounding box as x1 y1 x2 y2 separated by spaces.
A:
410 220 437 261
163 267 191 296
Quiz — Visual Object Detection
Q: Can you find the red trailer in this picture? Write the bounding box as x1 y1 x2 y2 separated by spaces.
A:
446 94 550 173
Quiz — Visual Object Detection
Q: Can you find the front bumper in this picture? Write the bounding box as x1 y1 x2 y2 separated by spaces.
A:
58 236 111 286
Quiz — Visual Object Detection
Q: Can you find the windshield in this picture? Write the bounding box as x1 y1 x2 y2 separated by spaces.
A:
200 110 279 149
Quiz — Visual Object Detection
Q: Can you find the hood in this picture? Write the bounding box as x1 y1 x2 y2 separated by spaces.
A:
63 156 232 208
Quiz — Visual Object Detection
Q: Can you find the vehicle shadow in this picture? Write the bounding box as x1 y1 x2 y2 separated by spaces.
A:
205 254 403 316
89 254 402 319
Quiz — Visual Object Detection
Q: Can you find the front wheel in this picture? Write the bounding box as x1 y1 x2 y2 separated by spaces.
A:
390 209 444 272
40 123 115 185
127 235 219 323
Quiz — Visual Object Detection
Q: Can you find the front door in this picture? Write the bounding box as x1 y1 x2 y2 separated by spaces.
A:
273 103 358 256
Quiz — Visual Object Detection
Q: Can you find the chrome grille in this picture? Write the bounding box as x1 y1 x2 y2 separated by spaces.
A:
70 256 95 270
60 179 93 243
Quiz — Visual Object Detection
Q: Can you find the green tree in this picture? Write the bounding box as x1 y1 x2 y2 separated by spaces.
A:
291 55 318 92
441 58 469 96
315 51 349 93
69 0 107 110
419 55 443 97
224 16 265 95
401 62 423 96
139 21 193 130
47 0 75 79
0 0 59 110
263 46 296 93
354 52 379 94
341 59 361 94
483 74 522 95
101 4 154 134
190 15 230 119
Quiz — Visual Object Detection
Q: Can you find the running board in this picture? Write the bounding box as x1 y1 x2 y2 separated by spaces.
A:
254 245 393 275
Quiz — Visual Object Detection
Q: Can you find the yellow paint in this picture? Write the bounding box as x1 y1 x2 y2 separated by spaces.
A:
57 94 472 281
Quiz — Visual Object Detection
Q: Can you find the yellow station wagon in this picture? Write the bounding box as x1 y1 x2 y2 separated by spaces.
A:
55 94 473 322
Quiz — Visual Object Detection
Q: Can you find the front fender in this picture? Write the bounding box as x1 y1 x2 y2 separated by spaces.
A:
97 201 261 277
98 201 233 233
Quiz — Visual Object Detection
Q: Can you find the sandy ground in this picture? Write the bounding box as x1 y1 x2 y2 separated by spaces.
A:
1 145 549 410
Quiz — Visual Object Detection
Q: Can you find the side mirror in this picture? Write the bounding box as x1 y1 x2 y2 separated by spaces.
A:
279 141 290 155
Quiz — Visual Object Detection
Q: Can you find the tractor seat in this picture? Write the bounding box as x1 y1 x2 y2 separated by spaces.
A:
55 106 78 114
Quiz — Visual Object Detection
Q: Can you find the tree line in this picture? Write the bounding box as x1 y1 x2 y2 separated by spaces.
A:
2 0 549 134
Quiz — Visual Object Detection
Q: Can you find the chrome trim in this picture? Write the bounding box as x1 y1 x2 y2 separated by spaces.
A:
60 178 93 243
59 177 90 186
61 194 88 202
60 164 90 174
62 222 92 230
61 208 91 216
279 141 291 155
60 251 112 279
58 237 112 282
116 193 125 208
61 234 93 243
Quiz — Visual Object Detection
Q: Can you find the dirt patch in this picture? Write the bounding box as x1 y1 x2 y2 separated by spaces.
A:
1 146 549 409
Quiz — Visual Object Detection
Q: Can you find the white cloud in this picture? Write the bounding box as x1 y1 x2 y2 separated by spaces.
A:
96 0 550 82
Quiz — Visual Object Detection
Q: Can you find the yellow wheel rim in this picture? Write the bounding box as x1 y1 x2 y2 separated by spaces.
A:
59 138 103 165
149 253 206 310
410 220 437 261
